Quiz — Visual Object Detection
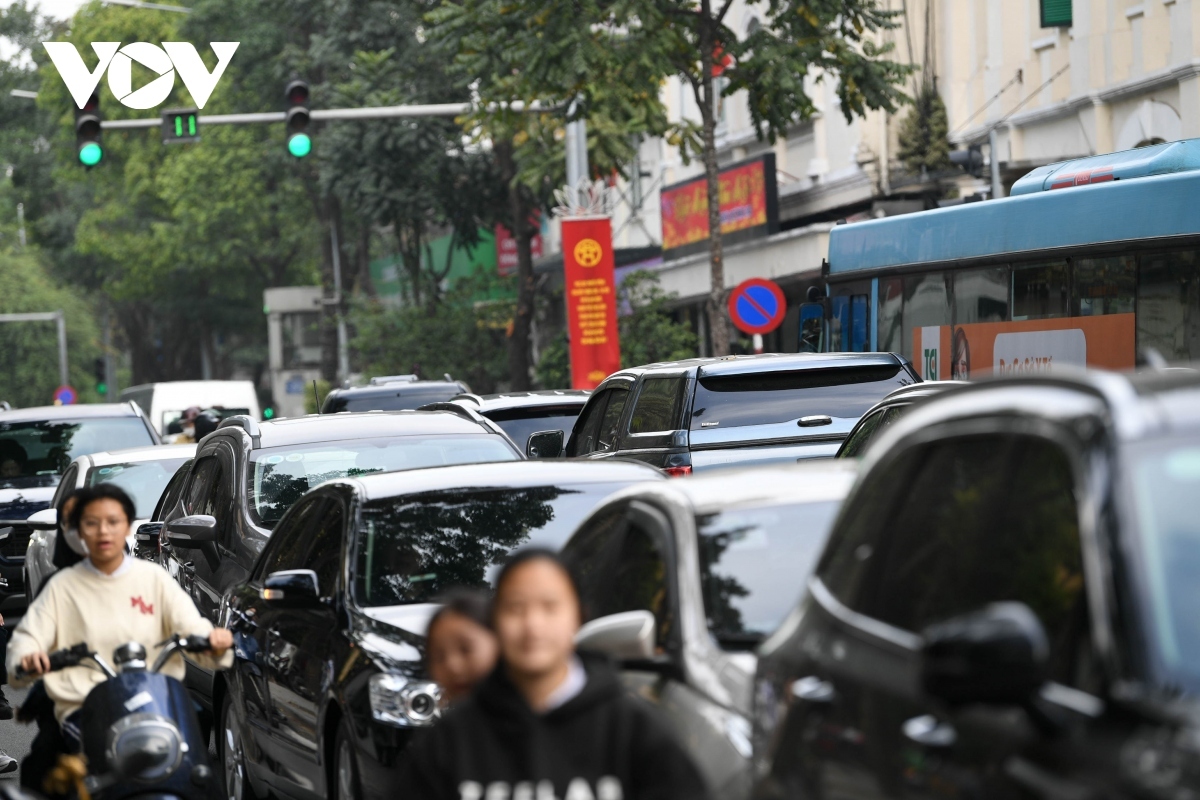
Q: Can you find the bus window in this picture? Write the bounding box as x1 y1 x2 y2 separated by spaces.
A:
902 273 951 360
798 304 824 353
1138 249 1200 362
878 278 904 354
851 295 868 351
953 267 1009 324
1013 260 1069 320
1075 256 1135 316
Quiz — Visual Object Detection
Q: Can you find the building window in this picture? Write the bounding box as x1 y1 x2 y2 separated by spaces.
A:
1040 0 1072 28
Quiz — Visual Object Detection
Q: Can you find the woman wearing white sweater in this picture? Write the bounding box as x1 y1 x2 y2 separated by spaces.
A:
7 483 233 758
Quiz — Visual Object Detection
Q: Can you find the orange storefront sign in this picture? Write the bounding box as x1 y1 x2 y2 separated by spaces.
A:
660 155 777 253
562 217 621 389
912 314 1136 380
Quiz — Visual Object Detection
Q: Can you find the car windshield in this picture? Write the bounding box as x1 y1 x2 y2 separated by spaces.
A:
247 434 518 528
325 385 463 413
353 482 634 607
86 459 190 519
486 407 584 451
691 365 916 430
0 418 155 490
697 500 842 648
1128 436 1200 693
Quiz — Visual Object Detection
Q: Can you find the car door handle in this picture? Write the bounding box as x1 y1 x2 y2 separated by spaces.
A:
791 676 836 704
903 715 957 748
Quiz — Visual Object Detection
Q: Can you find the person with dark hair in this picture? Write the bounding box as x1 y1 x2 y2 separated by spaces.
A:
397 548 710 800
952 327 972 381
7 484 234 774
0 441 27 480
193 410 220 441
426 588 498 706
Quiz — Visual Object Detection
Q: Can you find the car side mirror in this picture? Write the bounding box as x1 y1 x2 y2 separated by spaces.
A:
576 610 656 661
164 515 217 548
135 522 163 544
27 508 57 529
526 430 564 459
920 602 1048 706
261 569 322 609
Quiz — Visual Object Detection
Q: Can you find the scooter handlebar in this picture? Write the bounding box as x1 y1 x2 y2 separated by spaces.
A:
15 642 91 678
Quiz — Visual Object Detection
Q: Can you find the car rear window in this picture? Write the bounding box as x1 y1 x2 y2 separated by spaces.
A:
690 365 914 430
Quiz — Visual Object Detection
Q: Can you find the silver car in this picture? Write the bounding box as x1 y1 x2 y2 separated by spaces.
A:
561 459 858 800
26 444 195 597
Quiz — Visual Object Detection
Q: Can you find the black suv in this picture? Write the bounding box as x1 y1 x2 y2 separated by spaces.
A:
431 390 590 456
321 375 468 413
0 402 158 610
219 459 662 800
754 369 1200 800
153 409 521 715
565 353 918 474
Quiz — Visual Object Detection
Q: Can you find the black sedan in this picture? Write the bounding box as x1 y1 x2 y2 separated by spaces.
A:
219 459 663 800
753 368 1200 800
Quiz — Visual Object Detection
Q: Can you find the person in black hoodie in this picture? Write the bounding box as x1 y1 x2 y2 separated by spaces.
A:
397 549 711 800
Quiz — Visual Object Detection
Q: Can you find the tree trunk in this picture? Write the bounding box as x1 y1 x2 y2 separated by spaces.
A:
698 8 730 356
496 140 534 390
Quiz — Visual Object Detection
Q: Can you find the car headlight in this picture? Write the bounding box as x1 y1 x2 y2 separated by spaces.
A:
368 674 441 727
108 714 185 782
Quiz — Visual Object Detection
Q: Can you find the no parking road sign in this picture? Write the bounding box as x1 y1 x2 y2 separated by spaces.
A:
728 278 787 335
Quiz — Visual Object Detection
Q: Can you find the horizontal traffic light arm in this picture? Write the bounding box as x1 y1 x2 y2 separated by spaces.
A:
101 100 550 130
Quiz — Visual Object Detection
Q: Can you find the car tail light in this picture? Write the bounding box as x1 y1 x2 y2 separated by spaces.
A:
663 466 692 477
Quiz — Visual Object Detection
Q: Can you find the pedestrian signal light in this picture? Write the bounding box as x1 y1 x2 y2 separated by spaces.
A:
284 79 311 158
162 108 201 144
75 92 103 167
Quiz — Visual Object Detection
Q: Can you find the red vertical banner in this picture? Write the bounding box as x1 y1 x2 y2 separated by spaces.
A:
562 217 620 389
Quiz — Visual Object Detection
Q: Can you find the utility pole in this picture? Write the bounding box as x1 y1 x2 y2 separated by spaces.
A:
564 97 588 188
329 223 350 383
989 127 1005 200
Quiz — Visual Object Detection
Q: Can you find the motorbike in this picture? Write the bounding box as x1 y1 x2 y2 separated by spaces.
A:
19 635 217 800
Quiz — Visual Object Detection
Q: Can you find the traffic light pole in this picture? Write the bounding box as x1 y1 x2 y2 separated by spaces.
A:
100 101 543 130
107 100 547 128
0 311 68 386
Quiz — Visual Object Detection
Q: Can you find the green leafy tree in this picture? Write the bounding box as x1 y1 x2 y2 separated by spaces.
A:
457 0 912 357
350 269 512 393
896 81 952 175
619 271 697 368
0 249 102 407
426 0 669 389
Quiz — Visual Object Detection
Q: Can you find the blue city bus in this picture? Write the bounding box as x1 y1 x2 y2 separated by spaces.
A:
804 139 1200 379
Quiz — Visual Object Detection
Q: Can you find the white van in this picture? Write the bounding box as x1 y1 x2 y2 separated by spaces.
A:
120 380 261 435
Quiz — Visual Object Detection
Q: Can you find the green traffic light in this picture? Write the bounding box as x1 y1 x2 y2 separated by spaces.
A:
287 133 312 158
78 142 103 166
96 382 107 395
263 407 275 420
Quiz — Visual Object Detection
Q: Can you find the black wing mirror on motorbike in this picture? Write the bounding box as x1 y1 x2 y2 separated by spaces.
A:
526 430 564 459
164 515 217 547
261 569 322 609
920 601 1049 706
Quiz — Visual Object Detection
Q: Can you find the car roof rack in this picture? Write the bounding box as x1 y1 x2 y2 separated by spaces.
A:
449 393 484 405
368 374 420 386
217 414 262 449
